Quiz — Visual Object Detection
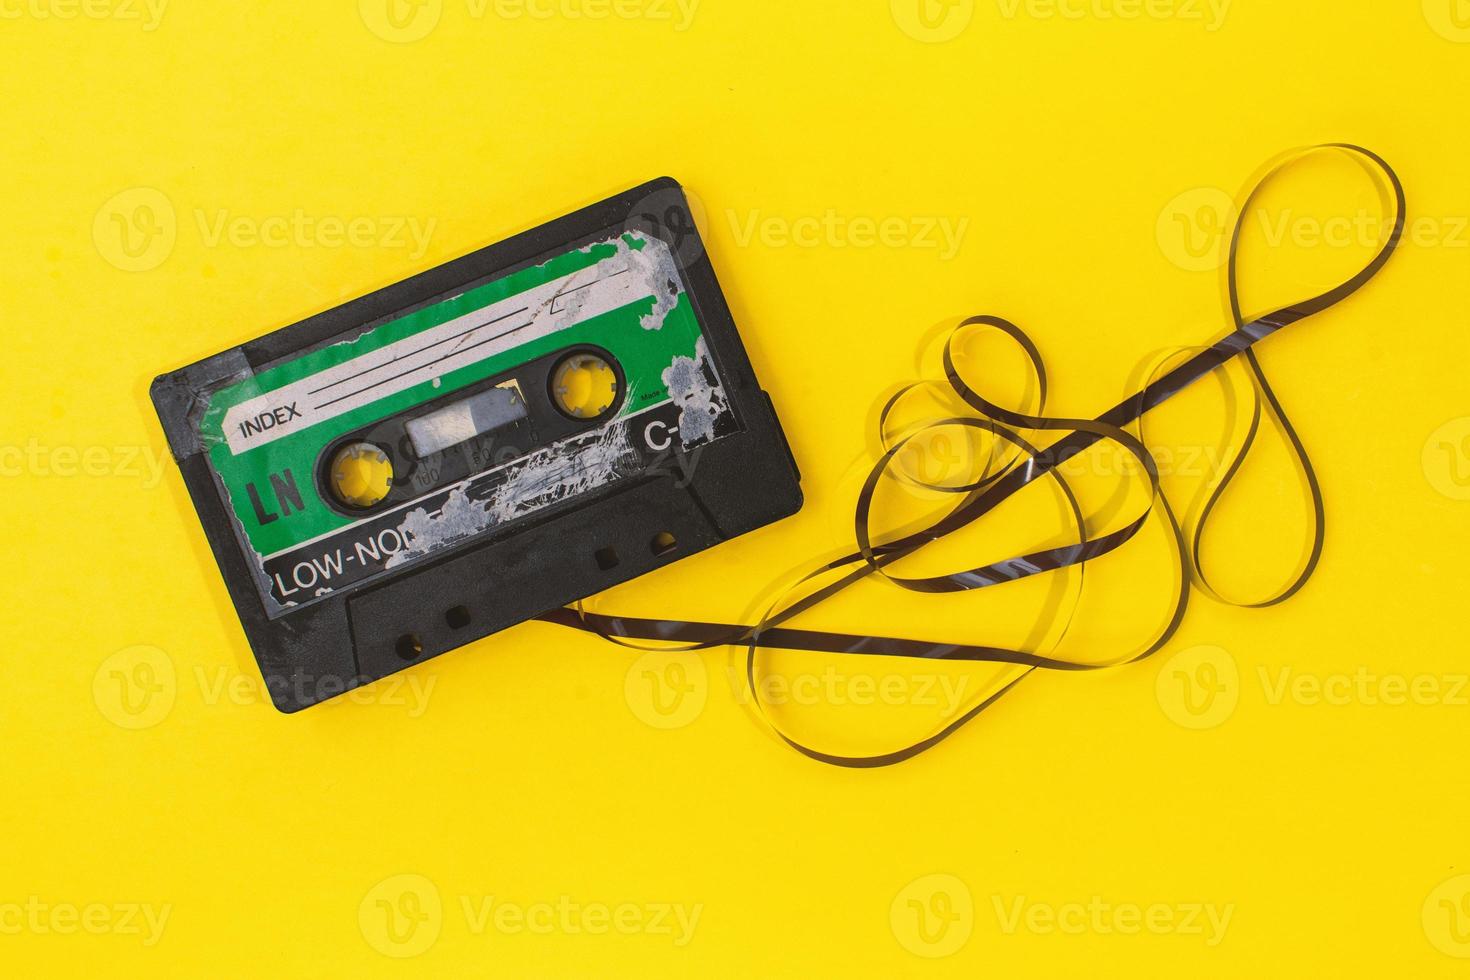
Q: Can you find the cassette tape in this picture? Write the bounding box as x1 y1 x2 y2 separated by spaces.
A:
151 180 803 711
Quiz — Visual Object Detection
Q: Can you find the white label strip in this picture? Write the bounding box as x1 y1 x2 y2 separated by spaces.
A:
220 237 671 456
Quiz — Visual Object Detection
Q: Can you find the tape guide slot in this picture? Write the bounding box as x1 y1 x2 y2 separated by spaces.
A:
315 345 627 517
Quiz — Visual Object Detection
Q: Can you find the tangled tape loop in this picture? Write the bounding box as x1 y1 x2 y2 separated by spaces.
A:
540 144 1405 768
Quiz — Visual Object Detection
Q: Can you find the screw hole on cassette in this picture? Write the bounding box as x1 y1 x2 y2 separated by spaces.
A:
395 634 424 662
444 606 472 630
651 532 678 557
595 547 620 571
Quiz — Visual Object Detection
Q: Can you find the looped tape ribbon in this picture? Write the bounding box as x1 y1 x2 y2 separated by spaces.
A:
539 144 1406 768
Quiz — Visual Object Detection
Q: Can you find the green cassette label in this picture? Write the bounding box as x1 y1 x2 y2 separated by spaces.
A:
197 231 736 615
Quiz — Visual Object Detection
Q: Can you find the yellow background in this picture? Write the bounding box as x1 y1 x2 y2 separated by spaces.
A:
4 0 1470 975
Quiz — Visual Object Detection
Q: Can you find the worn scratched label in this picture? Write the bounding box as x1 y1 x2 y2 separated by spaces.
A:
197 232 737 617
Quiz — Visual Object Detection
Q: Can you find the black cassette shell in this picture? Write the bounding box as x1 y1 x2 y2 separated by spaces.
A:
151 179 803 711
